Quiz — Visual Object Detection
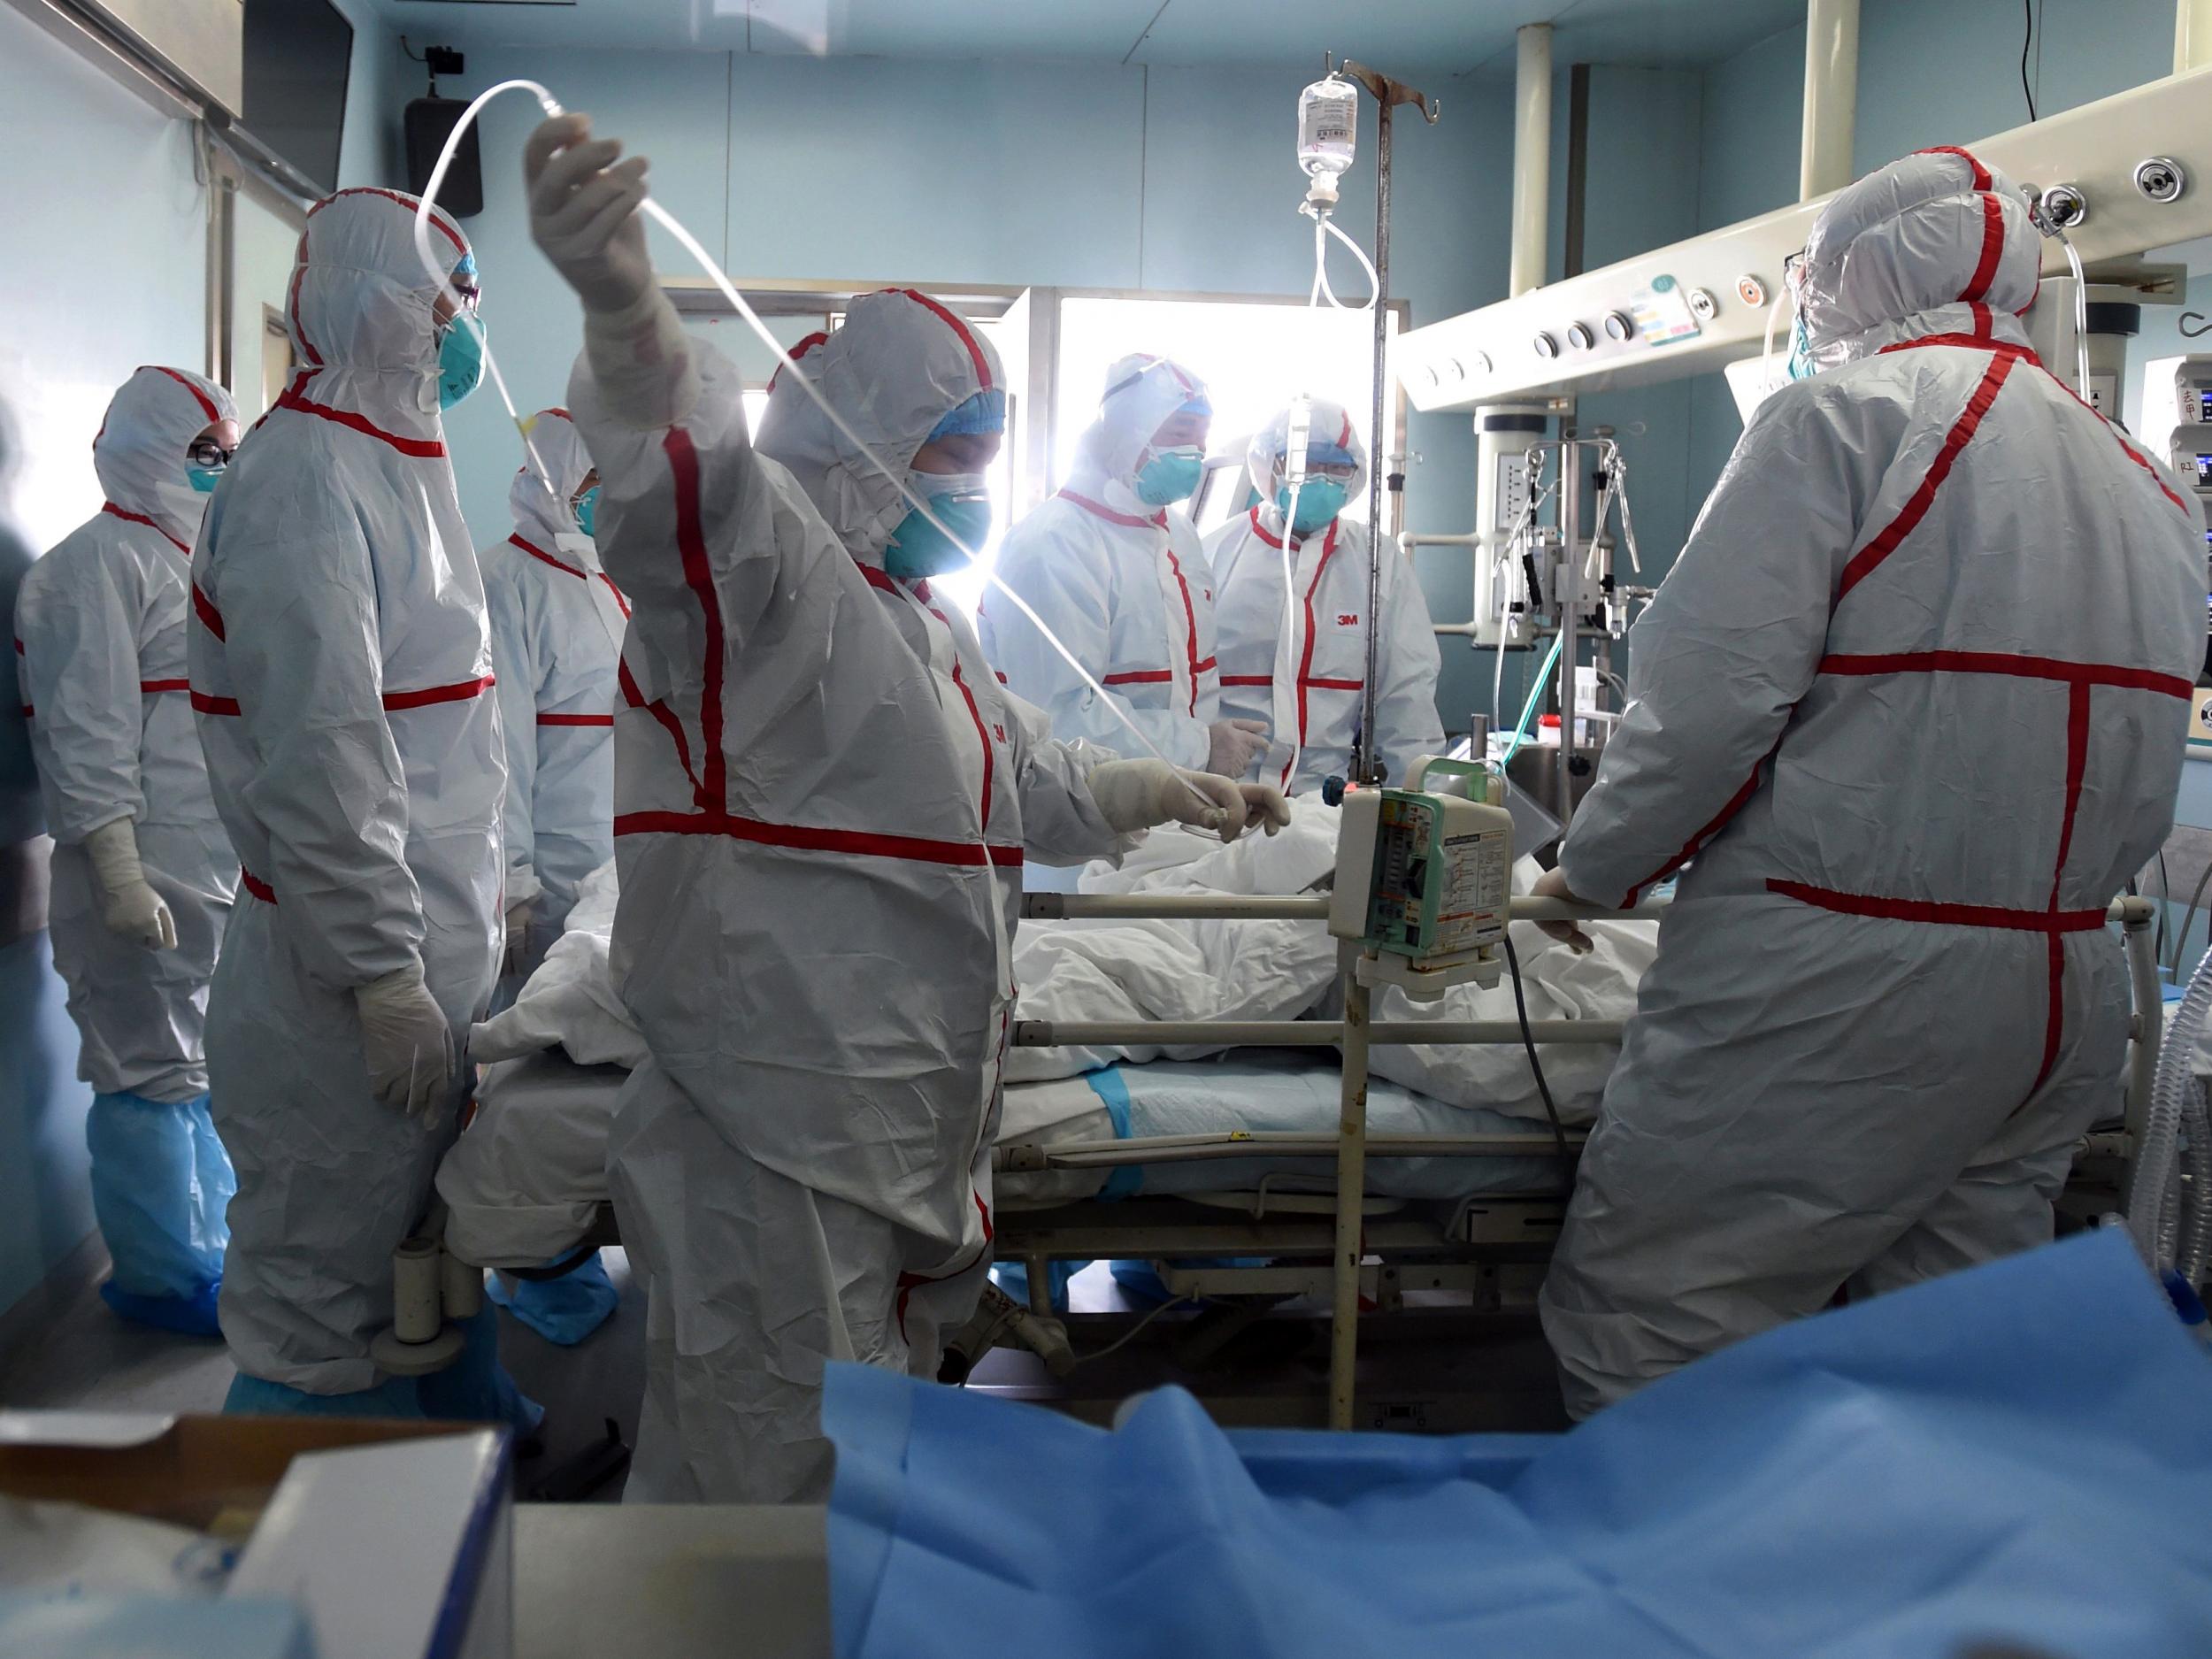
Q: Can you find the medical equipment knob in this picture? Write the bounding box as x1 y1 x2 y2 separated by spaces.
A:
2136 157 2187 204
1322 774 1348 806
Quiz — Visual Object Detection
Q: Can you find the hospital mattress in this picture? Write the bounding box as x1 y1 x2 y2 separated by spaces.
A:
440 1049 1568 1271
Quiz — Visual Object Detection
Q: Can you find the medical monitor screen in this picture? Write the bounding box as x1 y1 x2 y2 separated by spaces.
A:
240 0 354 195
2193 452 2212 488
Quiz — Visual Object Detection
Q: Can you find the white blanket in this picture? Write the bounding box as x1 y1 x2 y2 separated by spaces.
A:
470 799 1659 1126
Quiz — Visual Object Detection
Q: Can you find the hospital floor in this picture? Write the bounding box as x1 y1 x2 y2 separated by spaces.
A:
0 1242 649 1502
0 1250 1567 1488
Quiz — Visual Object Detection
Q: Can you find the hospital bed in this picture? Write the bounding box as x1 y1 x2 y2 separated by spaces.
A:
417 823 2162 1428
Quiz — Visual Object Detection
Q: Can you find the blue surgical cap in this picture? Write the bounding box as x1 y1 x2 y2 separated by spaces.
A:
928 389 1007 441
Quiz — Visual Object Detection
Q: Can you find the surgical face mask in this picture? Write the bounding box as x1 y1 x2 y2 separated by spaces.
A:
572 484 600 538
1786 308 1816 382
1276 475 1348 536
883 473 990 579
438 315 486 410
151 472 214 535
187 465 225 495
1133 445 1204 506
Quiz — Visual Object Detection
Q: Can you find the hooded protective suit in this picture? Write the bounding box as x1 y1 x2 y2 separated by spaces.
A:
578 288 1125 1503
1538 148 2207 1417
979 355 1221 768
190 189 506 1396
1202 398 1443 794
482 407 625 971
15 365 239 1332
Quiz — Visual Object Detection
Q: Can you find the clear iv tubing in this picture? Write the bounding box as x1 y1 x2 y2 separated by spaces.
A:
1308 215 1380 311
2052 227 2093 405
410 81 1246 823
1760 277 1793 390
1501 634 1562 764
1272 398 1311 794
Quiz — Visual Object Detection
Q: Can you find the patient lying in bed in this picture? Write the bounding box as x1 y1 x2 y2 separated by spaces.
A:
438 801 1660 1269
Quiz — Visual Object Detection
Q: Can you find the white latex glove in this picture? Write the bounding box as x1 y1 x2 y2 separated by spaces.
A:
525 114 655 315
83 819 176 950
1088 759 1292 843
1531 864 1594 954
354 964 456 1125
1206 718 1271 780
503 897 532 969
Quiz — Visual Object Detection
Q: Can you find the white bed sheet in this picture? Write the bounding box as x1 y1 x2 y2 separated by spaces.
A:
440 1050 1570 1270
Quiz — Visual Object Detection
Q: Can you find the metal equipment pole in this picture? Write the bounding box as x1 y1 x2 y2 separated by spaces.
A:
1329 959 1373 1430
1360 100 1392 784
1555 440 1579 824
1340 63 1435 786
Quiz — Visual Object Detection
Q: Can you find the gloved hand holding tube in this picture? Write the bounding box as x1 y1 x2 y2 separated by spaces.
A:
1089 758 1290 843
83 819 176 950
354 963 456 1125
524 114 698 431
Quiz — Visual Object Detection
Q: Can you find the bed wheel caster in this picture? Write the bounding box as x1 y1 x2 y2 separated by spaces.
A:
370 1323 466 1375
369 1233 485 1376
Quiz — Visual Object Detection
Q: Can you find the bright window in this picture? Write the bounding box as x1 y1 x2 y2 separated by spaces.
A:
1049 296 1400 540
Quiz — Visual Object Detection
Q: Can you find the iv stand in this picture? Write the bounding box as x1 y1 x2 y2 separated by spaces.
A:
1337 58 1439 787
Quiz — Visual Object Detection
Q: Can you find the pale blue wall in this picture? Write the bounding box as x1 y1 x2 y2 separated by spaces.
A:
334 0 405 193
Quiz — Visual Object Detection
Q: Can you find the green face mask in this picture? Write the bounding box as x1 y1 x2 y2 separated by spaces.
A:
883 482 992 579
1786 309 1817 381
439 315 486 410
1134 445 1204 506
1277 476 1348 535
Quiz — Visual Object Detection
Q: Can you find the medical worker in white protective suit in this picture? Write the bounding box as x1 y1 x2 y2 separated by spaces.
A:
14 365 240 1338
480 407 625 1346
983 357 1263 778
1532 147 2206 1417
523 113 1286 1502
1202 397 1443 795
191 188 537 1428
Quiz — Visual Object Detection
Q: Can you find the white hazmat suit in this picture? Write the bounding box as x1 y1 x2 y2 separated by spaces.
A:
578 280 1156 1502
190 188 506 1398
980 356 1223 768
1202 398 1443 794
482 407 625 972
1538 148 2208 1417
15 365 239 1333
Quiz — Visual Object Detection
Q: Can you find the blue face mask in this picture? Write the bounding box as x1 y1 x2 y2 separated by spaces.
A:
187 465 224 495
1277 476 1348 536
1134 445 1204 506
572 485 600 538
439 315 486 410
883 485 992 579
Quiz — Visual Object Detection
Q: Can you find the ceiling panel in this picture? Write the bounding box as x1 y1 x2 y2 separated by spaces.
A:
376 0 1806 73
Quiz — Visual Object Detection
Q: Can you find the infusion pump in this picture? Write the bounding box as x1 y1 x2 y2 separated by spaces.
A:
1329 757 1514 998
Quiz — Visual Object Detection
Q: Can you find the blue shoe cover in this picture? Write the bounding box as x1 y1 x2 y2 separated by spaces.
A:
487 1251 618 1345
100 1277 223 1338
